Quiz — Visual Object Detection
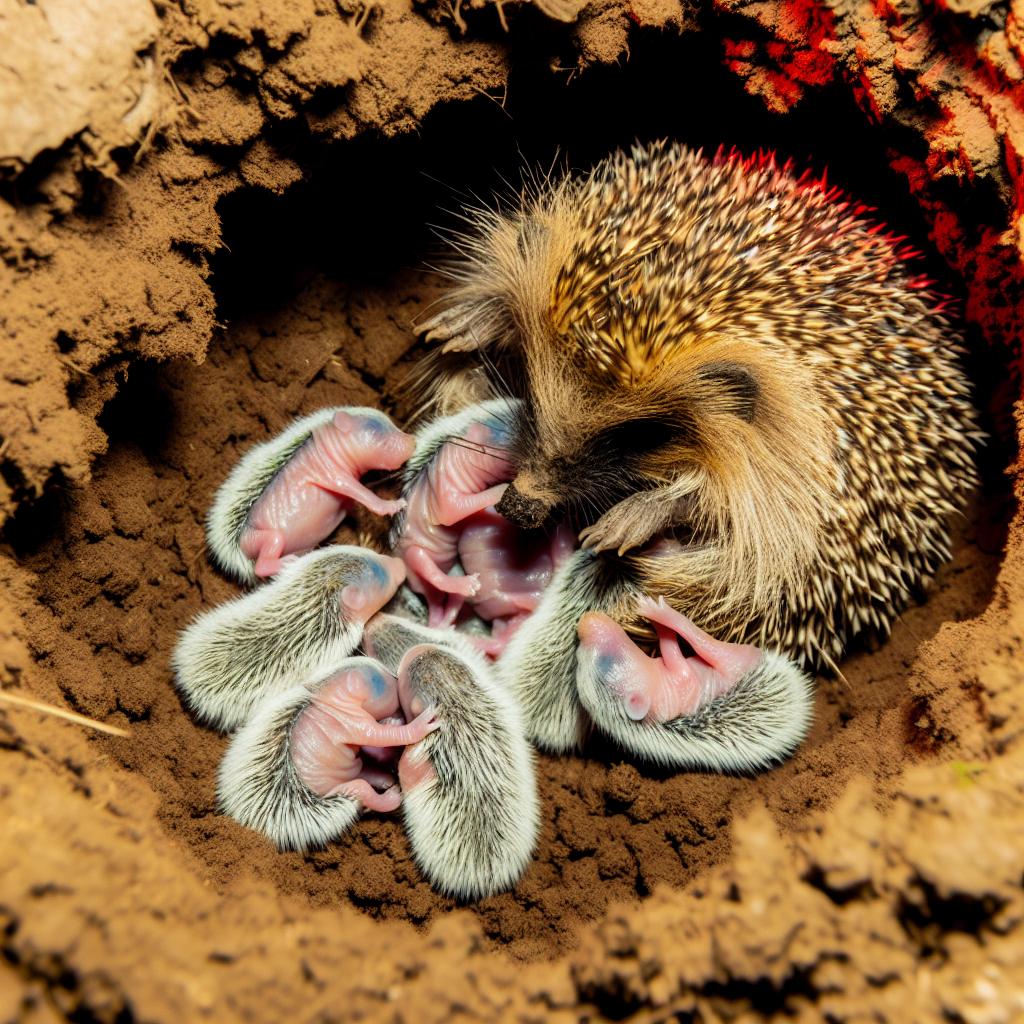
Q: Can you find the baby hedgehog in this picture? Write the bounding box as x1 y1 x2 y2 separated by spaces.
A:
173 546 406 731
206 407 413 584
416 141 981 761
364 613 540 900
218 657 438 850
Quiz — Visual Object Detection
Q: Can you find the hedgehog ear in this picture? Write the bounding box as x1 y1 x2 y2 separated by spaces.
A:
697 361 759 422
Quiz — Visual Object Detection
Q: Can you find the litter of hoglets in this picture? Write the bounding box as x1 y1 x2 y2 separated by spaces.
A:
173 402 804 899
172 142 980 901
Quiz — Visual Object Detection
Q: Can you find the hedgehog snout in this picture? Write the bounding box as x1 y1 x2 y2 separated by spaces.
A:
495 480 551 529
376 553 408 592
396 643 435 720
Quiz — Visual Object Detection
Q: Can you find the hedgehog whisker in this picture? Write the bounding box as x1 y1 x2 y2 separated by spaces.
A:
472 327 517 404
451 436 507 453
444 437 510 459
368 467 406 486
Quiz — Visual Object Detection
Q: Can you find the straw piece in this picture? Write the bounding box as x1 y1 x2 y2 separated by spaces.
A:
0 691 130 738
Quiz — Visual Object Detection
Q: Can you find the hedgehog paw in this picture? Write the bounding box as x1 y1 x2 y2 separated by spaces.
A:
417 301 488 352
575 596 814 772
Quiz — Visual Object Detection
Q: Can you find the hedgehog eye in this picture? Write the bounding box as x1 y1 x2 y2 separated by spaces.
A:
602 419 677 453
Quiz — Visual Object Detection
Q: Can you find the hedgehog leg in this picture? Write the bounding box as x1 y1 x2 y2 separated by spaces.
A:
217 676 395 852
244 529 289 579
394 642 539 901
432 482 511 527
575 597 814 772
494 549 628 753
312 409 412 518
313 474 406 518
173 546 406 732
402 545 480 600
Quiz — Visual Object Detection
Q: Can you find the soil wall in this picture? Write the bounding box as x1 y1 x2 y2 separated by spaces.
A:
2 0 1024 1020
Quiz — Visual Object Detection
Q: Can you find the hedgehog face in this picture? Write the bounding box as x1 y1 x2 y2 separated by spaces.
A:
496 400 682 529
492 332 764 532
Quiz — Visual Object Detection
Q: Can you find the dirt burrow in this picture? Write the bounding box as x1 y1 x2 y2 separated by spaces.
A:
3 0 1024 1021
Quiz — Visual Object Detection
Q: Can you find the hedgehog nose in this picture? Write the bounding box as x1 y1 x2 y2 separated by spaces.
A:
495 481 549 529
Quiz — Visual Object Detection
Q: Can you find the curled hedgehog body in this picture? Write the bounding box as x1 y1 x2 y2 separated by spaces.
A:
417 141 981 673
205 406 411 585
217 675 363 851
408 141 981 760
172 546 405 731
364 614 540 900
206 406 341 585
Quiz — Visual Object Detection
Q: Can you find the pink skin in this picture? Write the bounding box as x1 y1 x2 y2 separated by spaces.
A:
339 553 409 627
577 596 763 722
458 513 576 657
394 645 441 795
397 422 515 627
291 663 439 812
397 421 575 652
242 411 415 578
396 738 438 795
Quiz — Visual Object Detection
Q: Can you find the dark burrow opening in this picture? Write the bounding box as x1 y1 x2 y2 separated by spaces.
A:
19 25 1017 956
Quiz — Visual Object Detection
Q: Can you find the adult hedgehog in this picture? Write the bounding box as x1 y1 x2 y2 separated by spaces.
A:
408 140 981 767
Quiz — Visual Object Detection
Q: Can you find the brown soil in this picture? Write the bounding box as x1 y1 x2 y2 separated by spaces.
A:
3 0 1024 1021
